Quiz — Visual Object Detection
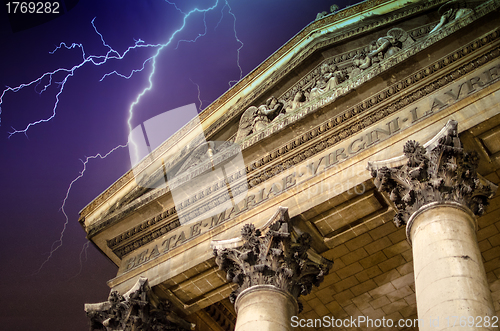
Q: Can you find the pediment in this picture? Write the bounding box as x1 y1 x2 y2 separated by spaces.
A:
101 0 493 212
79 0 500 269
76 1 500 322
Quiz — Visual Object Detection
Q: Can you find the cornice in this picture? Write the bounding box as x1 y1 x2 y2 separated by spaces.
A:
103 28 500 257
86 1 500 246
79 0 447 223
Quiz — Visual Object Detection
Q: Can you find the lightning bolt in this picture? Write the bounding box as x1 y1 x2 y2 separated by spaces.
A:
2 0 244 272
34 144 128 275
181 0 244 113
216 1 243 88
0 18 162 137
190 78 203 111
67 241 91 280
126 0 224 163
126 0 222 133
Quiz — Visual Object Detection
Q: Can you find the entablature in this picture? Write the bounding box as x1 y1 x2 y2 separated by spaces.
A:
78 1 500 313
81 0 471 231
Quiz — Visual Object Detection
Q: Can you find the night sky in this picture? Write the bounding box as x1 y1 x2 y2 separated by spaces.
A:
0 1 358 330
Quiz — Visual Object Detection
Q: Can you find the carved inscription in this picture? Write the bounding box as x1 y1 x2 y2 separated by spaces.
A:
120 59 500 273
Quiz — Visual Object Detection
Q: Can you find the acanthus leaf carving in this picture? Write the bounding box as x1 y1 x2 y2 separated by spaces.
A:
85 277 195 331
213 212 332 311
369 120 497 228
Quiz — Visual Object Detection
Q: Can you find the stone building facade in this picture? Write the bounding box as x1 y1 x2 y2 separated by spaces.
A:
80 0 500 330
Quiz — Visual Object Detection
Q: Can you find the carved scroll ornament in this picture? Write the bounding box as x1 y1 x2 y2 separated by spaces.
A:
369 120 497 228
213 209 332 311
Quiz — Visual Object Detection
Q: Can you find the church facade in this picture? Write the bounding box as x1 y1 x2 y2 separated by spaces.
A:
80 0 500 330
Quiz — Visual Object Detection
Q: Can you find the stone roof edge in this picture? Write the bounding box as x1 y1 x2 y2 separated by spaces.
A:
78 0 435 221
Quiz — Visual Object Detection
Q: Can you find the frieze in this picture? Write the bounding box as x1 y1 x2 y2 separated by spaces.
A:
80 0 454 221
233 24 427 143
240 33 500 180
95 28 500 246
277 23 436 104
111 53 500 260
202 0 453 141
203 0 497 143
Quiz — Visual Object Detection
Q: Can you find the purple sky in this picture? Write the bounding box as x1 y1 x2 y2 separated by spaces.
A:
0 1 358 329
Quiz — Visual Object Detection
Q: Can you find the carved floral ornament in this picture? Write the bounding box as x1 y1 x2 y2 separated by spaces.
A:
369 120 498 230
212 207 333 312
85 277 195 331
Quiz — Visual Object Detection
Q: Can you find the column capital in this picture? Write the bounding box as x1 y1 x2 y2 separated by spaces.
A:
84 277 195 331
213 207 333 311
369 120 497 229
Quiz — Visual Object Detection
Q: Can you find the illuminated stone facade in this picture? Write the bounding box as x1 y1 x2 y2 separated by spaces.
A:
81 0 500 330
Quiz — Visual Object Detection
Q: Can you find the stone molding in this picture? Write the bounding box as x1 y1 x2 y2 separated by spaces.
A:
104 29 500 258
212 207 332 311
234 284 298 314
405 200 477 244
369 120 498 228
84 277 195 331
201 300 236 331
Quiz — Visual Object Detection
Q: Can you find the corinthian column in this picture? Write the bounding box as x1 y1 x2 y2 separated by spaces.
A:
370 120 498 331
213 207 333 331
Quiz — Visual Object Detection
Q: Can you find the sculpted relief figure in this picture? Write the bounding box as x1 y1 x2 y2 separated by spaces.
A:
330 4 339 13
309 63 345 100
254 96 283 131
316 11 328 20
350 27 414 77
429 0 475 34
285 90 307 113
235 97 283 143
315 3 339 20
370 28 415 61
351 53 372 77
234 106 258 143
